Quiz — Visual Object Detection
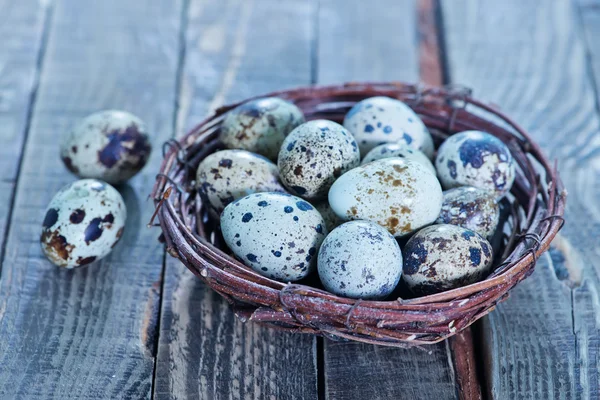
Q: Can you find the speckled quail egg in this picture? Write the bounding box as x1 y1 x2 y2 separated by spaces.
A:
220 97 305 160
221 192 327 281
435 130 515 198
343 96 434 157
278 120 360 200
318 220 402 300
328 158 443 237
435 186 500 239
60 110 152 184
402 224 493 296
361 142 436 174
314 201 343 231
196 149 286 214
40 179 126 268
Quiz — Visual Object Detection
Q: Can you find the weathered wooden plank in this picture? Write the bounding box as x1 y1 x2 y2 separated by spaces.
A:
0 0 50 269
318 1 458 399
0 0 184 398
441 0 600 398
153 1 318 399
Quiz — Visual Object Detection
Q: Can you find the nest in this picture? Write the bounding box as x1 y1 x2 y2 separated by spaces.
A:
151 82 566 347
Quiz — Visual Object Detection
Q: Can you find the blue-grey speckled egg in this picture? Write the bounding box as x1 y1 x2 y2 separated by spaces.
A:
60 110 152 184
435 186 499 239
196 149 286 214
361 142 435 174
318 221 402 299
220 97 305 160
278 120 360 200
41 179 126 268
328 158 442 237
435 130 515 198
343 96 434 157
402 224 493 296
221 192 327 281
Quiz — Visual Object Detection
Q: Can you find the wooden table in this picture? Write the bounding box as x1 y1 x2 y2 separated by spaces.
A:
0 0 598 398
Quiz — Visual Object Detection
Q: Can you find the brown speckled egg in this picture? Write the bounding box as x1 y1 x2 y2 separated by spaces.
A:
361 142 435 174
278 120 360 200
220 97 305 160
196 149 286 214
41 179 126 268
435 186 500 239
318 220 402 299
60 110 152 184
328 158 442 237
402 224 493 296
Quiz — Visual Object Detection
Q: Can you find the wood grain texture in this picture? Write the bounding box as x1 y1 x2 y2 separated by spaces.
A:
154 1 318 399
317 0 419 84
0 0 184 398
319 1 458 399
0 0 51 269
441 0 600 398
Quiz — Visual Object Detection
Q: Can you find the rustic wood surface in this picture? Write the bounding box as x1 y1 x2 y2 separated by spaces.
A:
0 0 598 399
0 0 183 398
442 0 600 398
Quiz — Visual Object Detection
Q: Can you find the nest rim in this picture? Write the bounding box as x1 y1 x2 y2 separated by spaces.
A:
151 81 566 347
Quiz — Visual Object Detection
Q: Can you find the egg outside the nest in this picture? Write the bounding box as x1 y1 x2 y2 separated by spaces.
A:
318 220 403 300
402 224 493 296
40 179 127 268
60 110 152 185
220 192 327 282
328 158 443 237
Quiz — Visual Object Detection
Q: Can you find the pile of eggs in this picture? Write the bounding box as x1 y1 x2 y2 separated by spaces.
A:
40 110 152 268
198 96 515 300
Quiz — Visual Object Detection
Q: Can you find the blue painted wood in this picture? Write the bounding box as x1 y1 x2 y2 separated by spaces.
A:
0 0 184 398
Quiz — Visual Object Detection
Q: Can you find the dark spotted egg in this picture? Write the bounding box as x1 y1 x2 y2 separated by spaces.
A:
220 192 327 282
318 221 402 299
402 224 493 296
361 142 435 174
343 96 434 157
435 130 515 198
40 179 126 268
278 120 360 200
435 186 500 239
60 110 152 185
220 97 305 161
196 149 286 215
314 201 343 231
328 158 443 237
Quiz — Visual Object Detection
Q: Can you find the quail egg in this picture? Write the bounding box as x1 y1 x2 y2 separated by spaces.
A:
196 149 286 214
220 97 305 160
361 142 436 174
343 96 434 157
402 224 493 296
318 220 402 299
278 120 360 200
328 158 443 237
40 179 126 268
60 110 152 184
435 186 500 239
220 192 327 281
435 130 515 198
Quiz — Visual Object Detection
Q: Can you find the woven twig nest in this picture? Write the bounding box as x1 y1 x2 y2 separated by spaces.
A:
151 82 566 347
